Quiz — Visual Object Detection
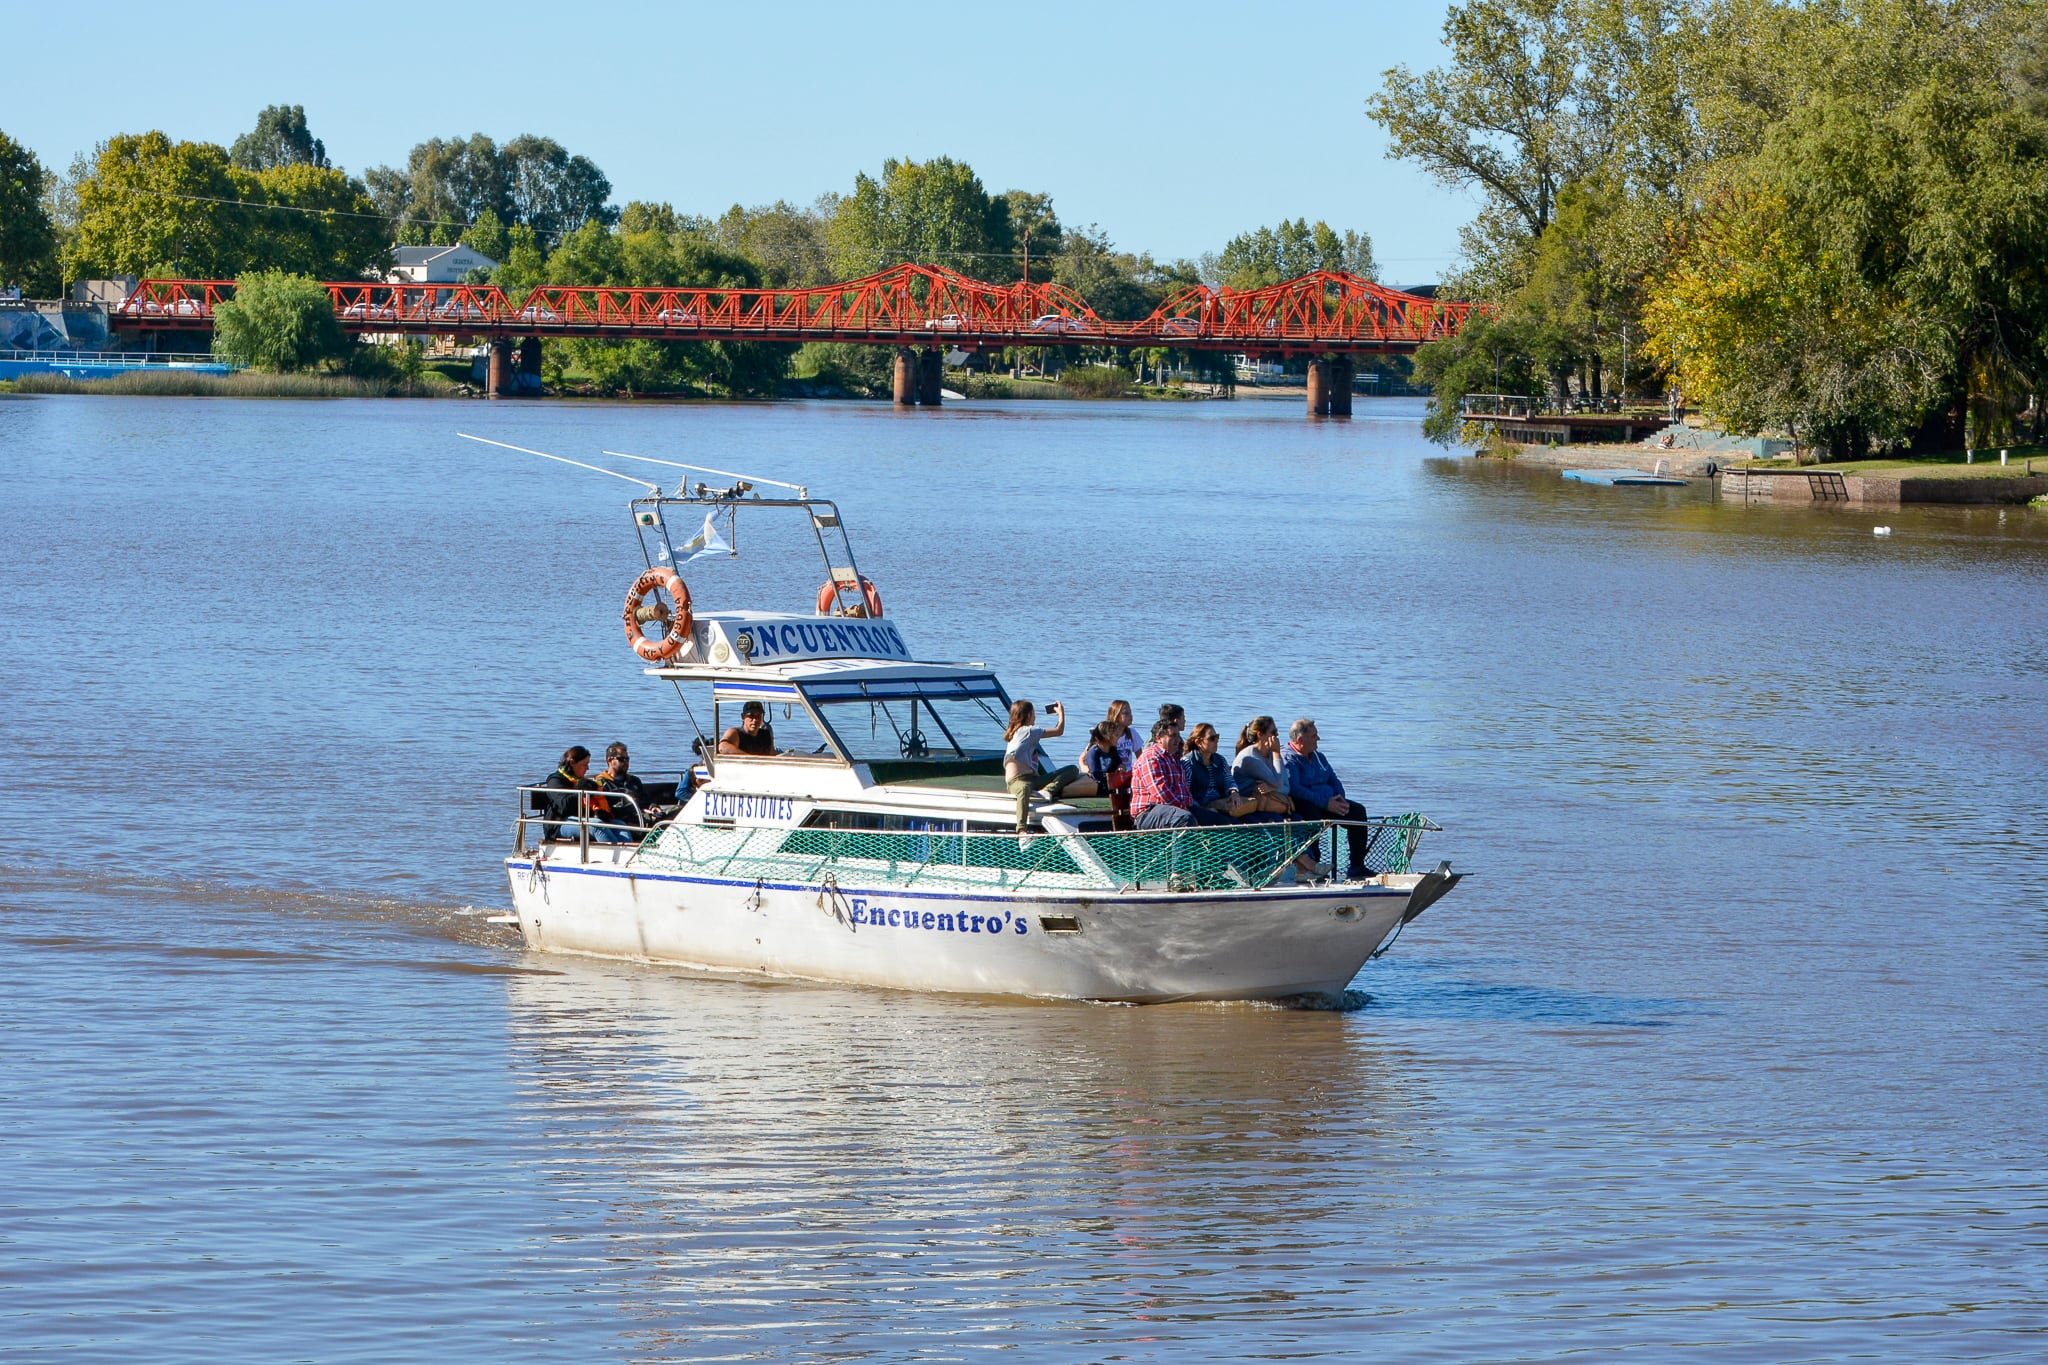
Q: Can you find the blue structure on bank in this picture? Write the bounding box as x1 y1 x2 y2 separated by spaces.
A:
0 351 234 381
1 300 233 381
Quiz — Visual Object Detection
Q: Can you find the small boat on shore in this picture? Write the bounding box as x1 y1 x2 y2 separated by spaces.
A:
1562 467 1689 487
496 447 1462 1002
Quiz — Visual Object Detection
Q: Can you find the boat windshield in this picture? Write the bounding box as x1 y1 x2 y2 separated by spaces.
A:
801 675 1011 764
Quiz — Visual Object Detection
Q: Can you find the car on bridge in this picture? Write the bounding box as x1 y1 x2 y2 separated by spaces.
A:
340 301 400 322
516 304 561 324
1029 313 1090 334
1158 316 1201 337
432 300 491 323
133 297 207 317
924 313 965 331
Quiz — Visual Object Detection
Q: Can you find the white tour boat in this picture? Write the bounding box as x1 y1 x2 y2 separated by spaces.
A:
497 449 1462 1003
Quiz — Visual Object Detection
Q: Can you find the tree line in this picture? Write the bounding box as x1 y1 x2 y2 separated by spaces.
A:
0 110 1382 395
1381 0 2048 456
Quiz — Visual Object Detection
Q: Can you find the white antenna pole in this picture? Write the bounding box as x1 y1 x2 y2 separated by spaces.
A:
459 433 662 494
601 450 807 498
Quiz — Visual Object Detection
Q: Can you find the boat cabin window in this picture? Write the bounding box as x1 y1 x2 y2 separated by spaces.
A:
799 676 1010 765
801 809 1013 836
712 688 835 761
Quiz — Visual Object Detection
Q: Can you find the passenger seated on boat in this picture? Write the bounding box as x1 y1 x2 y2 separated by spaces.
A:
1184 723 1252 823
1156 702 1187 741
1004 700 1093 830
1233 717 1319 876
1281 718 1370 879
592 741 650 842
719 700 777 757
1077 699 1142 773
1230 717 1294 818
1130 721 1201 829
536 746 595 841
1081 724 1133 831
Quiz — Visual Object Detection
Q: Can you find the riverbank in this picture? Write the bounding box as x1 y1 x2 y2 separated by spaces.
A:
2 370 456 399
1490 438 2048 505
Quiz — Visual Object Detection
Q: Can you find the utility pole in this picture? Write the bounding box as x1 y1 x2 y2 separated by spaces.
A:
1017 229 1031 380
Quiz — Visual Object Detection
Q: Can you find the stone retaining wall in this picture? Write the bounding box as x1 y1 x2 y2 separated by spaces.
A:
1720 468 2048 506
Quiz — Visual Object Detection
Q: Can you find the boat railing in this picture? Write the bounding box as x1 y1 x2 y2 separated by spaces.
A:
622 814 1441 894
514 777 690 862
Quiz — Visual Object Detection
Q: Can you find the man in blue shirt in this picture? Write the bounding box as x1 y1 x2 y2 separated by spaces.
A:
1280 718 1370 879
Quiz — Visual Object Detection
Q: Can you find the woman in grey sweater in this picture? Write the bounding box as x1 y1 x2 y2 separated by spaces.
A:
1230 716 1293 816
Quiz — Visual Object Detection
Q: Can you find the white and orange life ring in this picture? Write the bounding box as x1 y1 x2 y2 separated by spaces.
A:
624 567 693 661
816 576 884 618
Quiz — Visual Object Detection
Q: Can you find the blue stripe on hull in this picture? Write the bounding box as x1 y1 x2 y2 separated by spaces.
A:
506 859 1405 906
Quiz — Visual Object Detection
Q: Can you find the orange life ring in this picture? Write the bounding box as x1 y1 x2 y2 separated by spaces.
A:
816 576 884 618
624 567 693 661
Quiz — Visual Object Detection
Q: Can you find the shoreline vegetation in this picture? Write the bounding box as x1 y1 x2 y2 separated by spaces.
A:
0 365 1216 402
1386 1 2048 463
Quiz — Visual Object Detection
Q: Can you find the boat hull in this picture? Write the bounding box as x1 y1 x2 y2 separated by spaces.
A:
504 850 1419 1003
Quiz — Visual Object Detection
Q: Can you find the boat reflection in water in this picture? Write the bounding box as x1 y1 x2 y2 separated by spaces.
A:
500 956 1430 1353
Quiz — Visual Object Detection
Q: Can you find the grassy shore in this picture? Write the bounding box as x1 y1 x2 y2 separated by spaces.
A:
1736 446 2048 479
1 370 457 399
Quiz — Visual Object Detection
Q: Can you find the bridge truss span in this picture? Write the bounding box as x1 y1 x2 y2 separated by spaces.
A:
114 264 1473 356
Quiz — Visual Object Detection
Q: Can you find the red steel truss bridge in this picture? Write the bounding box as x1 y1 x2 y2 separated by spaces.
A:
112 264 1473 357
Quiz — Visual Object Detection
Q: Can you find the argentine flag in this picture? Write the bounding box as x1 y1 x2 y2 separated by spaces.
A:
671 510 731 564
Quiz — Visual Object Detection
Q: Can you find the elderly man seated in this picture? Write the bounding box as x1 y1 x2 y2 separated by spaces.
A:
1280 717 1371 879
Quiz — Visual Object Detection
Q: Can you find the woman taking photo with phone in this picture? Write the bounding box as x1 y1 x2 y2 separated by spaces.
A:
1003 700 1095 830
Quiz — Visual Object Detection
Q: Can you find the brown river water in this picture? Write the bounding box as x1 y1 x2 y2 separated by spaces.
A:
2 393 2045 1361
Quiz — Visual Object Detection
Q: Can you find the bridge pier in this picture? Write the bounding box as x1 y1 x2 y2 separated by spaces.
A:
893 347 916 406
1306 359 1330 416
917 347 943 406
518 336 543 394
487 338 514 398
1329 356 1354 415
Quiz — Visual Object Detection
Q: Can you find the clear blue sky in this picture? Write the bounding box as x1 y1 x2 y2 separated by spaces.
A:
8 1 1478 284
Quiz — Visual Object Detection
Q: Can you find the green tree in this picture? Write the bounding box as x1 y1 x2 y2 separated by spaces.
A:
502 134 616 245
1412 313 1548 440
711 199 831 287
619 200 684 235
1052 226 1172 320
229 105 329 171
996 190 1062 281
67 132 249 278
492 224 548 298
366 134 507 245
1368 0 1600 241
369 132 615 248
1207 218 1377 288
462 208 510 264
246 162 390 278
825 156 1008 277
212 269 347 372
544 220 790 398
0 131 60 293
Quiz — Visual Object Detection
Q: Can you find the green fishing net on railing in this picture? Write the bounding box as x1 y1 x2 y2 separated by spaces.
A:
632 815 1429 893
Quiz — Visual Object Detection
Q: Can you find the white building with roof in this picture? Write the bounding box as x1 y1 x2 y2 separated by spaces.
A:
386 244 498 284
